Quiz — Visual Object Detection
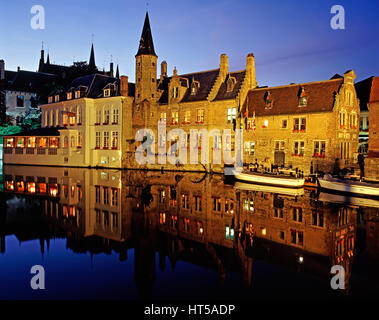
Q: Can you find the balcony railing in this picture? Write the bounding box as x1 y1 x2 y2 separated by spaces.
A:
15 148 24 155
48 149 58 155
37 148 46 155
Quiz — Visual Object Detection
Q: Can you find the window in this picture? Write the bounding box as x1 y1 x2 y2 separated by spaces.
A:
212 197 221 212
96 110 101 124
314 141 326 158
183 110 191 124
103 132 109 148
225 199 234 214
227 108 236 123
299 96 307 106
111 131 118 149
112 109 119 124
196 109 204 123
171 111 178 124
274 208 284 219
5 138 14 147
77 107 82 124
181 193 189 209
112 212 118 228
159 190 166 204
312 212 324 227
349 112 357 129
339 110 347 128
27 137 36 148
95 132 101 149
16 137 24 148
225 225 235 240
262 119 268 128
95 186 101 203
104 89 111 97
70 136 75 148
55 95 60 103
103 110 110 124
103 187 109 205
160 112 166 122
293 141 305 156
48 96 53 103
103 211 110 227
293 117 306 132
77 132 83 148
290 230 304 246
275 141 285 151
292 207 303 222
67 92 72 100
111 188 118 207
172 87 179 98
282 119 288 129
194 196 202 212
75 90 81 99
16 95 24 107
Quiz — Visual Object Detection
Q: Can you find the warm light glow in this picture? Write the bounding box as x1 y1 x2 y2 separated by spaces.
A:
299 256 304 263
261 228 267 235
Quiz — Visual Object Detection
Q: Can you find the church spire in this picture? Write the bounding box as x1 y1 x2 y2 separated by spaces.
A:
46 52 50 64
116 64 120 79
136 12 157 57
89 43 96 67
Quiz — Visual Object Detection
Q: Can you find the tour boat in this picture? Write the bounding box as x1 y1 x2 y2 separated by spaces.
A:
317 174 379 198
234 182 304 196
318 192 379 208
233 170 305 188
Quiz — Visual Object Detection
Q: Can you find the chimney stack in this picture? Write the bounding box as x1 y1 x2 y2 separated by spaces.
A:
0 60 4 80
120 75 128 96
161 61 167 79
246 53 257 89
220 54 229 77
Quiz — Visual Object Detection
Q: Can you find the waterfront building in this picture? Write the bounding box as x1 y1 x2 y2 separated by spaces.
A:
3 74 134 168
241 71 360 175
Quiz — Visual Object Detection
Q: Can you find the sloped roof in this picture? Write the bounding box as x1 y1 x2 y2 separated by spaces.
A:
214 70 246 101
136 12 157 57
5 70 58 93
242 78 343 117
157 69 220 104
355 76 375 111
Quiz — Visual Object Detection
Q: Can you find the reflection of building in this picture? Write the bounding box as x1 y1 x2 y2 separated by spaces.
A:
3 165 373 297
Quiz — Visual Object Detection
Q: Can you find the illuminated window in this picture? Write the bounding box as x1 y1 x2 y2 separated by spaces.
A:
111 188 118 207
49 184 58 197
197 109 204 123
225 225 234 240
184 110 191 124
212 197 221 212
314 141 326 157
111 131 118 149
227 107 236 123
67 92 72 100
262 119 268 128
171 111 179 124
112 108 119 124
49 137 58 148
77 132 83 148
77 106 82 124
103 132 109 148
104 109 110 124
26 182 36 193
293 117 306 132
293 141 305 156
181 193 189 209
5 138 14 147
95 132 101 149
16 138 24 148
5 181 14 191
159 212 166 224
16 181 24 192
225 199 234 214
103 187 109 205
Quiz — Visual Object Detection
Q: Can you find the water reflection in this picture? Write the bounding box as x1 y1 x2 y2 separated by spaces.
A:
1 165 379 299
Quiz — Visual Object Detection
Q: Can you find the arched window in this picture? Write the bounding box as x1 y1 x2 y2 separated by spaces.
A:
226 77 236 92
70 136 75 148
64 136 68 148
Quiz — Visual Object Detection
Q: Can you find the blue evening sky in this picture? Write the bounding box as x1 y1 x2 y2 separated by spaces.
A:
0 0 378 86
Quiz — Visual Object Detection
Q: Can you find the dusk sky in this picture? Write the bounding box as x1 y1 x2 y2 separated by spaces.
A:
1 0 378 86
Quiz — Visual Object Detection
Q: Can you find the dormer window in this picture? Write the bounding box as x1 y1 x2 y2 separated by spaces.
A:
75 90 81 99
104 89 111 97
48 96 53 103
55 95 60 102
67 92 72 100
191 81 200 95
265 91 273 109
172 87 179 98
226 76 236 92
298 87 307 107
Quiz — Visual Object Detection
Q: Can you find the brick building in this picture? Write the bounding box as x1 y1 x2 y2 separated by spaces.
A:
241 71 360 175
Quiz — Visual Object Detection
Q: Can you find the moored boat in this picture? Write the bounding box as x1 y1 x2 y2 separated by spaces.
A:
234 182 304 196
318 192 379 208
233 170 305 188
317 174 379 198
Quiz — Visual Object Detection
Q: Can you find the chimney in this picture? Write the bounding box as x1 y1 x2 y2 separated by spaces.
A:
110 62 114 77
120 75 128 96
220 54 229 77
246 53 257 88
17 66 20 72
0 60 4 80
161 61 167 79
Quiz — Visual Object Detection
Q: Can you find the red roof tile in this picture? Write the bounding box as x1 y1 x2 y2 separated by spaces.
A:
242 78 343 117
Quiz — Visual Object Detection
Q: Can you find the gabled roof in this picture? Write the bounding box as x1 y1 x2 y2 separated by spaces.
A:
214 70 246 101
369 77 379 103
242 78 343 117
136 12 157 57
355 76 375 111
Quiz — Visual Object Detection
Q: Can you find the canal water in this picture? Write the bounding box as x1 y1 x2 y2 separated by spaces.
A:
0 165 378 300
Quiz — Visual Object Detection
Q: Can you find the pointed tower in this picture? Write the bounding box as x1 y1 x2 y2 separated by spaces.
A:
135 12 157 103
38 44 45 72
46 53 50 65
88 43 97 73
116 64 120 79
